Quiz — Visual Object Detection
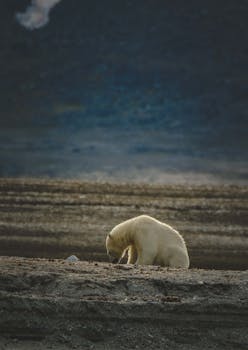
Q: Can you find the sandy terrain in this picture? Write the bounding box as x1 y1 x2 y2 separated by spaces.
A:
0 179 247 349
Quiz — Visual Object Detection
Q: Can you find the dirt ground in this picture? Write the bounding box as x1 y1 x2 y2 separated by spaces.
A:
0 257 248 350
0 179 247 349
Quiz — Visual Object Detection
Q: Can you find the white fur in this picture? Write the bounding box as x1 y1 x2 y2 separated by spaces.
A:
106 215 190 268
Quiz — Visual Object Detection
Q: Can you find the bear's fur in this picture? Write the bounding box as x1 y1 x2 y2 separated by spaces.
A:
106 215 189 268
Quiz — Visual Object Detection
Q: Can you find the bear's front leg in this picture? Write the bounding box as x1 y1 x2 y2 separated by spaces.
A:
127 245 138 264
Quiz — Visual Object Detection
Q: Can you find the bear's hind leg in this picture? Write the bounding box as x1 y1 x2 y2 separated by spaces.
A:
135 250 154 266
168 247 190 268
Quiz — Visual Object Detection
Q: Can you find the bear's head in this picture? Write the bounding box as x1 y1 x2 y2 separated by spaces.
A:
106 233 123 263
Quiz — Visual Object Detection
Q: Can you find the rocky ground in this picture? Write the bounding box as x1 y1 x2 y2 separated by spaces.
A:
0 178 247 349
0 257 248 350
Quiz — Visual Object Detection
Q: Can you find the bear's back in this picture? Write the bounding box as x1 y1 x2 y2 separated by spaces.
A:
133 215 186 248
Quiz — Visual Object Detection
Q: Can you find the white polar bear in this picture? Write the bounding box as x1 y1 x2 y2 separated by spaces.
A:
106 215 190 268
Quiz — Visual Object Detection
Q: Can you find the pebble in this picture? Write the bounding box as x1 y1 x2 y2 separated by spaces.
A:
66 255 79 262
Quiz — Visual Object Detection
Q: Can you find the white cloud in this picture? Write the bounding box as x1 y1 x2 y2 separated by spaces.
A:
16 0 62 30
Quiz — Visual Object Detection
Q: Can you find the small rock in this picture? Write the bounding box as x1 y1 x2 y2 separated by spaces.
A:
66 255 79 262
161 295 181 303
114 264 133 270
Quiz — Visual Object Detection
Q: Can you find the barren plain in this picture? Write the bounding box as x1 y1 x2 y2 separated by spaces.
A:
0 178 247 349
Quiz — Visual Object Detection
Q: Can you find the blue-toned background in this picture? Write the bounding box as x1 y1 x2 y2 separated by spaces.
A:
0 0 247 183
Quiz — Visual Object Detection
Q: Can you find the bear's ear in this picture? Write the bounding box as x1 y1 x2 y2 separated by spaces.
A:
108 233 113 240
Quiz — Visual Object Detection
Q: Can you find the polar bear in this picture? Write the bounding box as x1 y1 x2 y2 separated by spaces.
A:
106 215 189 268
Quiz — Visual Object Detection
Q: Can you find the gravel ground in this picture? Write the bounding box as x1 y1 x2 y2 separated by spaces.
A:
0 257 247 350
